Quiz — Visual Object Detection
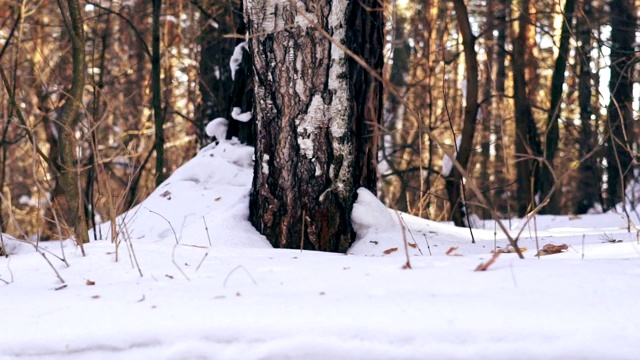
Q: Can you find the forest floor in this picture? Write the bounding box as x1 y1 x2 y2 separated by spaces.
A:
1 141 639 359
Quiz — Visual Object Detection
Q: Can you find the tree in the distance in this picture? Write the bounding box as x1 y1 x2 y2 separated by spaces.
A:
56 0 89 249
605 0 635 209
245 0 383 252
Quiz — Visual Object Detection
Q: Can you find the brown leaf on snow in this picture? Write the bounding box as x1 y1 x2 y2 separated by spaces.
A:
86 279 96 286
408 243 418 248
214 197 222 201
446 246 462 256
383 247 398 255
536 243 569 256
491 247 527 254
475 252 501 271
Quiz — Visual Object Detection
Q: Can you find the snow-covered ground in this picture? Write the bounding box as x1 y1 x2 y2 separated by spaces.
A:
2 141 640 359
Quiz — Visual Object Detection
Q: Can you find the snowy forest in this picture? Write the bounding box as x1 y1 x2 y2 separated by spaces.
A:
1 0 639 244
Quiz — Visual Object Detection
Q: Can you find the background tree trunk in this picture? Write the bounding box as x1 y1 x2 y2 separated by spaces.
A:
575 0 600 214
57 0 88 247
445 0 479 227
512 0 541 217
539 0 576 214
247 0 382 252
606 0 635 209
152 0 164 187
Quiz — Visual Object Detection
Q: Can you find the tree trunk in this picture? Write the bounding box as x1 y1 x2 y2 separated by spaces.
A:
539 0 576 214
57 0 88 248
606 0 635 209
446 0 479 227
574 0 599 214
493 0 508 213
479 0 495 220
152 0 164 187
512 0 541 217
246 0 382 252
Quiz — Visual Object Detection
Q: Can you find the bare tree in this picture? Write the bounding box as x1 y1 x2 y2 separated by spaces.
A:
445 0 479 226
57 0 89 248
605 0 635 209
512 0 542 217
539 0 576 214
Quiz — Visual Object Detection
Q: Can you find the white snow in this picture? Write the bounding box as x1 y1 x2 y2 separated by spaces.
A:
2 143 640 359
205 117 229 140
231 107 252 122
229 42 247 81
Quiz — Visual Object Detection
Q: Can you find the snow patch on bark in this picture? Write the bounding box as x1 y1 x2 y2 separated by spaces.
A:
442 135 462 177
297 94 325 159
261 154 270 175
230 42 247 81
205 118 229 140
231 107 252 122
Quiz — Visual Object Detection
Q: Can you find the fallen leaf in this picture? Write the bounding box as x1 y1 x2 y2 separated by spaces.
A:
160 190 171 198
491 247 527 254
383 247 398 254
91 295 100 299
408 242 418 248
214 197 222 201
165 274 174 279
475 252 501 271
446 246 459 256
86 279 95 286
536 243 569 256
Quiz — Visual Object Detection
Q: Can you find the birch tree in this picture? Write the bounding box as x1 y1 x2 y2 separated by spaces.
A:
245 0 383 251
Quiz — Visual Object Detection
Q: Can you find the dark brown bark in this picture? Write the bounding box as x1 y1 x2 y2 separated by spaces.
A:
539 0 576 214
493 0 508 211
574 0 600 214
512 0 541 217
446 0 479 227
606 0 636 209
152 0 164 187
247 0 382 252
479 0 495 219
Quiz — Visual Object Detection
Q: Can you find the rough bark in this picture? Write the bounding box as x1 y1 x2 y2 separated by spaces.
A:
246 0 382 252
446 0 479 227
606 0 635 209
57 0 89 247
539 0 576 214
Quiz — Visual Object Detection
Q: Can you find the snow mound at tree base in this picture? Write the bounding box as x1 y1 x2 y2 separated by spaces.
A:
349 188 424 256
92 141 271 249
